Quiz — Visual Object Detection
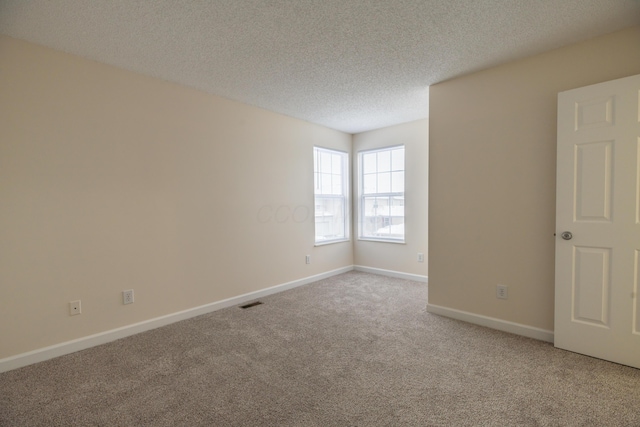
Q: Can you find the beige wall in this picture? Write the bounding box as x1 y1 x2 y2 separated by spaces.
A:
353 120 428 277
428 26 640 331
0 36 353 359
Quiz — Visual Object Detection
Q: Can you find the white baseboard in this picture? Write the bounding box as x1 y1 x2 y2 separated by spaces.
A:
0 266 353 373
426 303 554 343
354 265 428 283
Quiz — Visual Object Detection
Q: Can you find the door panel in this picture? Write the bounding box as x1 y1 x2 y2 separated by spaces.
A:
555 73 640 369
572 246 610 326
575 96 613 130
574 140 613 221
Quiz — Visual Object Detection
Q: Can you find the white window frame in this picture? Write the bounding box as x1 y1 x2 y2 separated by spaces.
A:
314 146 349 245
358 145 405 243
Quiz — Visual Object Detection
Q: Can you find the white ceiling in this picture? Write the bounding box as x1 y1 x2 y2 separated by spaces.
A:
1 1 639 133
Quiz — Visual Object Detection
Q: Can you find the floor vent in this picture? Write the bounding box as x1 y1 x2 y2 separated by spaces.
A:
240 301 263 309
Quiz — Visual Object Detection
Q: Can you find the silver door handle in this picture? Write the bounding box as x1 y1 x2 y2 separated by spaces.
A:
561 231 573 240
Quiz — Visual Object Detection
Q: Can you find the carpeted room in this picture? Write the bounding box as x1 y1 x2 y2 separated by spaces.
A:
2 1 640 426
2 272 640 425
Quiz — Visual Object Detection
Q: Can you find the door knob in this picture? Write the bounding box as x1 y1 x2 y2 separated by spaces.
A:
561 231 573 240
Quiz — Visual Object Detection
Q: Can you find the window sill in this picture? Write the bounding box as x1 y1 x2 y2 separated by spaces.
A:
357 238 406 244
314 238 350 247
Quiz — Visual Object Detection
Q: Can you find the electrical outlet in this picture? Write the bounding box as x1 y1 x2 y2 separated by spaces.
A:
123 289 134 305
496 284 508 300
417 253 424 263
69 300 81 316
305 255 311 264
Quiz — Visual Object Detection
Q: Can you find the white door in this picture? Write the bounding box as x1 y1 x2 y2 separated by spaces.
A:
555 73 640 369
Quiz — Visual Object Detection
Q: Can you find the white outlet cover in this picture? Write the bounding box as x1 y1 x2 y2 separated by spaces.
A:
496 285 508 299
123 290 134 305
69 300 81 316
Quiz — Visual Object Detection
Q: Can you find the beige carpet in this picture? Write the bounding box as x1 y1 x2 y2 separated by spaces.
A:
1 271 639 426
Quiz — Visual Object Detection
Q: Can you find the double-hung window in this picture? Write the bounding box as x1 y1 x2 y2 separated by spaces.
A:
359 146 405 242
314 147 349 244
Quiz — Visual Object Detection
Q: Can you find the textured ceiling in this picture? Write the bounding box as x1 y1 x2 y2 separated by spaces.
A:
1 1 639 133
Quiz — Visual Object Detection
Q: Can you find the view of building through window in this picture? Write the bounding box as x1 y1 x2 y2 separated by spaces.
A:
314 147 348 243
359 146 405 241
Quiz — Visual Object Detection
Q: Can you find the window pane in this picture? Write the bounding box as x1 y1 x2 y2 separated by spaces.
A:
391 148 404 171
315 196 345 241
385 219 404 239
321 173 331 195
377 172 391 193
332 174 342 195
362 197 383 237
376 196 391 216
378 150 391 172
363 152 376 174
363 197 378 216
391 171 404 193
321 152 332 174
363 173 376 194
363 196 390 217
332 154 342 174
391 196 404 217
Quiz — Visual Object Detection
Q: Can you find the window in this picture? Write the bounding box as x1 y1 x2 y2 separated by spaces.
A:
359 146 405 242
314 147 349 244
